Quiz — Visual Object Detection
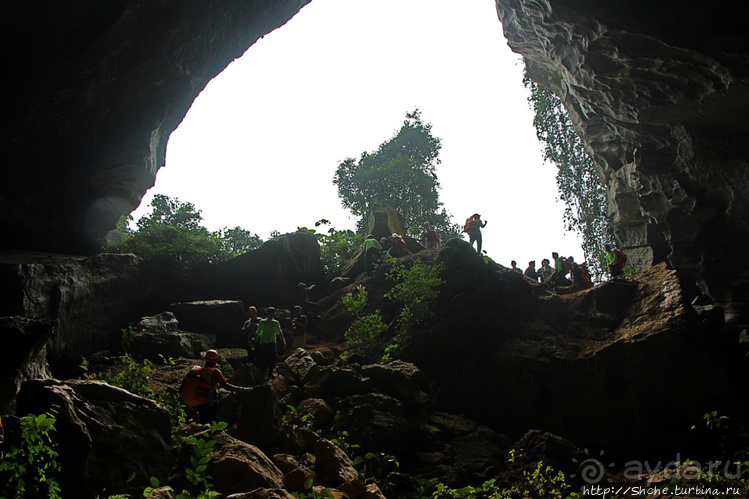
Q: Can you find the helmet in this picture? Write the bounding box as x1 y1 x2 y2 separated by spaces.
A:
205 349 219 363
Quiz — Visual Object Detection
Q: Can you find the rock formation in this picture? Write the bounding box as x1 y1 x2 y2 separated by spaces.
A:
3 0 749 328
495 0 749 326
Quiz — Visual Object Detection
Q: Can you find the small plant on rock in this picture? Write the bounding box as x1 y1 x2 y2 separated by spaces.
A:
0 412 63 499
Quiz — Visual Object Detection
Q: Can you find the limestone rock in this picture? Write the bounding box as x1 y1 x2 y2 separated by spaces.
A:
167 300 247 348
0 252 157 358
361 360 423 402
314 438 359 487
0 316 54 413
172 430 284 495
16 379 173 498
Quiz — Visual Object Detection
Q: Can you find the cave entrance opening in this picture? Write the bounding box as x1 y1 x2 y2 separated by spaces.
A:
131 0 584 267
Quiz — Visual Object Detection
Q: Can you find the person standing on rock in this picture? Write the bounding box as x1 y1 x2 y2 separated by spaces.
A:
464 214 487 254
180 349 248 424
255 307 286 379
241 305 261 364
291 305 308 348
604 244 627 278
420 222 441 250
524 261 539 281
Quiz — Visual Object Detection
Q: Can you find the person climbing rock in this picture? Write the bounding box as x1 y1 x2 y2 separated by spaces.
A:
362 234 382 273
255 307 286 379
464 213 487 254
510 260 522 273
179 349 248 424
240 305 261 364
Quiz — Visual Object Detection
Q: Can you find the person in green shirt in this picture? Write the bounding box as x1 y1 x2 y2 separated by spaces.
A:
362 234 382 273
255 307 286 379
604 244 626 278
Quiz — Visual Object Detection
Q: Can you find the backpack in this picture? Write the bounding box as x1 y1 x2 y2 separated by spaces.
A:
615 249 627 266
179 366 213 407
463 218 473 233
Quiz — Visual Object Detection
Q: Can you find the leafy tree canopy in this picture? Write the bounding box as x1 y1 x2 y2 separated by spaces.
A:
523 74 613 283
113 194 262 270
333 110 461 240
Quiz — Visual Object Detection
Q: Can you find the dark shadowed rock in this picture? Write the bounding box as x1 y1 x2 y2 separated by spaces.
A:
0 316 53 413
16 379 173 498
168 300 246 348
226 490 295 499
172 430 283 495
411 263 748 455
314 438 359 487
234 383 282 447
335 393 411 455
0 252 157 359
361 360 423 402
297 398 335 430
279 348 322 385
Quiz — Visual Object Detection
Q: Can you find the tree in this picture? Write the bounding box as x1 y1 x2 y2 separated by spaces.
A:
298 219 364 280
113 195 262 270
333 109 461 240
523 74 613 283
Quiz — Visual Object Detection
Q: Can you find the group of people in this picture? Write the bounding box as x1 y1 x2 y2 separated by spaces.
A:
362 213 489 273
180 304 309 424
509 244 627 287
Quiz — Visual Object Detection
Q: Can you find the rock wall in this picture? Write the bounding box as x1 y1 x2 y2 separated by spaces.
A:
495 0 749 324
2 0 311 253
0 252 157 358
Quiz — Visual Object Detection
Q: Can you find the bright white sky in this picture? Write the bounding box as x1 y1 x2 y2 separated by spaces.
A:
132 0 583 269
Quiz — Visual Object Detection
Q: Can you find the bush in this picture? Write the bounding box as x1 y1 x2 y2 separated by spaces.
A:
342 286 388 355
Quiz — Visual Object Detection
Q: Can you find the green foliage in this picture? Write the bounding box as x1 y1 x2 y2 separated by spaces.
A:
292 473 333 499
703 410 728 431
121 326 137 353
430 460 575 499
333 109 461 239
383 259 444 360
112 194 262 271
298 219 365 279
523 74 613 283
342 286 388 355
182 421 227 496
101 354 154 398
0 412 63 499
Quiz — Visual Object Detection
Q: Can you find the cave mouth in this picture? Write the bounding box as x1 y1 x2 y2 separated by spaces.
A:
133 0 584 267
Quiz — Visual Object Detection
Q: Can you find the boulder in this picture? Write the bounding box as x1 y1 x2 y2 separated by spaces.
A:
361 360 423 402
314 438 359 487
296 398 335 430
129 331 196 361
234 383 282 447
0 316 53 413
167 300 247 348
15 379 173 499
0 252 157 359
279 348 321 385
335 393 411 455
172 430 284 495
366 201 408 242
135 311 180 333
